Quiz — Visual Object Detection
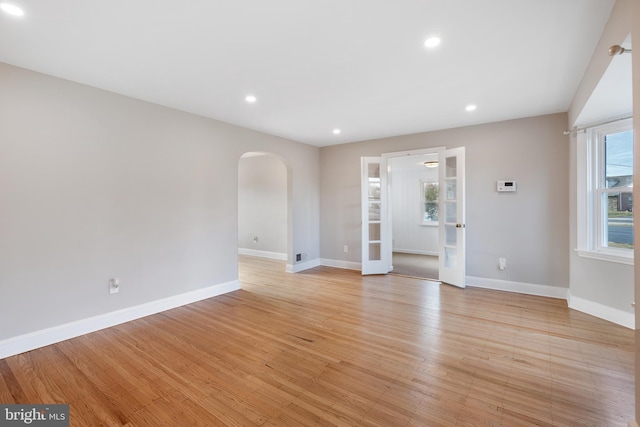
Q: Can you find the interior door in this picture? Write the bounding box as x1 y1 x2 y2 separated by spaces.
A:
438 147 466 287
361 157 390 275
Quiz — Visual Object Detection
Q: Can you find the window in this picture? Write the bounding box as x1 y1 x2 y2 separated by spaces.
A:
577 119 633 264
421 181 439 224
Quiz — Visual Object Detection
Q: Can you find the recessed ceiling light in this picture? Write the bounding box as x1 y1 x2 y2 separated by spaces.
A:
333 129 341 135
465 104 477 112
424 37 441 48
245 95 257 103
0 3 24 16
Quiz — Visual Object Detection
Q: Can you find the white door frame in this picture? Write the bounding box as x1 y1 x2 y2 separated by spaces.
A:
358 148 445 275
362 146 466 280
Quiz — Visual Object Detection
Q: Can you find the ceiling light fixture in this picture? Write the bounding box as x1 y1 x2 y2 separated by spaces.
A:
0 2 24 16
424 37 441 48
424 161 439 168
245 95 257 103
333 129 341 135
608 45 632 56
465 104 477 112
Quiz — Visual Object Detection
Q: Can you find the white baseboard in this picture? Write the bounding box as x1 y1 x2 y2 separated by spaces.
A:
0 280 240 360
466 276 569 300
320 258 362 271
238 248 287 260
467 277 635 329
568 291 635 329
286 258 321 273
392 249 439 256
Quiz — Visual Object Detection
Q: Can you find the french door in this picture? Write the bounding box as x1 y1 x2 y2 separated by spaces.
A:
361 148 465 286
438 147 466 287
361 157 391 274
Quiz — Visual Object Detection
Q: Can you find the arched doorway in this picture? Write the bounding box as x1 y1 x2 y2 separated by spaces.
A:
238 152 289 270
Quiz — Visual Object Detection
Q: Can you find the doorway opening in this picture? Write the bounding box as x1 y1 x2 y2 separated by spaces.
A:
238 152 289 270
388 153 440 280
362 146 465 286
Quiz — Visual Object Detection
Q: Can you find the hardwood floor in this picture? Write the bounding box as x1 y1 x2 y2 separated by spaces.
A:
0 255 635 426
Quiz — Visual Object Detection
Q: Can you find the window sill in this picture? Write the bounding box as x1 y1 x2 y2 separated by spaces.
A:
575 249 634 266
420 222 438 227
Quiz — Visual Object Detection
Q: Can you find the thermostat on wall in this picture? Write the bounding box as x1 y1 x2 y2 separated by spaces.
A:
497 180 517 192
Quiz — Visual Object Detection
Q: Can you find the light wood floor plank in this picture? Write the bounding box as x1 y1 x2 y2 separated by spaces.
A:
0 255 634 426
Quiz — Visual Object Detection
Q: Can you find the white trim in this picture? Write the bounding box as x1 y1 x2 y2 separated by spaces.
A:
286 258 321 273
575 248 634 265
382 147 445 159
320 258 362 271
576 119 634 261
568 291 635 329
238 248 287 260
466 276 569 300
576 130 591 250
0 280 240 360
279 262 636 329
393 249 439 256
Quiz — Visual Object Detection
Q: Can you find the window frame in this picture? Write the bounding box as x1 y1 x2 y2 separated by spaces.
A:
576 118 633 265
420 180 439 226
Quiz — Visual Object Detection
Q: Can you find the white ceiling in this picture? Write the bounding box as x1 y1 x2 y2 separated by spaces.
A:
0 0 616 147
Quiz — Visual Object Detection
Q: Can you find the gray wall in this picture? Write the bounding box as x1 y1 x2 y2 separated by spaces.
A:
238 154 287 254
0 62 320 340
320 113 570 288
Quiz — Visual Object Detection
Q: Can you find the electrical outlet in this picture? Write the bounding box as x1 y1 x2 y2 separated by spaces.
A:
253 236 258 243
109 278 120 294
344 245 348 253
498 258 506 270
296 253 302 262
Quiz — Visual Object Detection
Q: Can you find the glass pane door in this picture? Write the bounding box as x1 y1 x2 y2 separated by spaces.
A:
361 157 390 274
439 147 465 287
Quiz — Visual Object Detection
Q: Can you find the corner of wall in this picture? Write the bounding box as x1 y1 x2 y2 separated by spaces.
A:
567 290 635 329
287 258 321 273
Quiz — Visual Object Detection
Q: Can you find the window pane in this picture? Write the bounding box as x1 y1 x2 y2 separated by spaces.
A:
424 202 438 222
368 181 380 200
446 157 457 178
445 201 457 223
445 180 456 201
367 163 380 179
369 243 381 261
369 223 380 241
445 224 457 246
605 130 633 188
423 182 438 222
603 129 633 250
444 246 457 269
368 202 380 221
603 192 634 249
